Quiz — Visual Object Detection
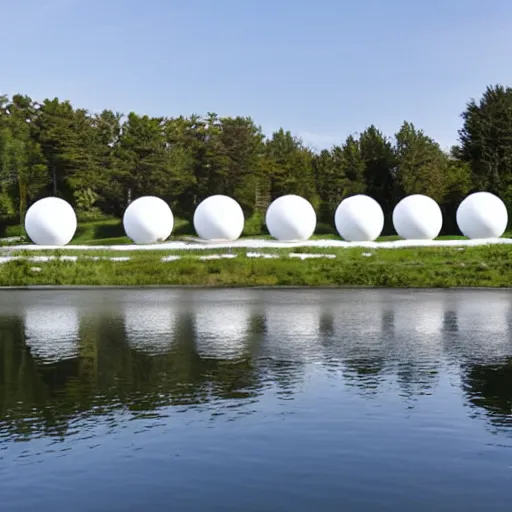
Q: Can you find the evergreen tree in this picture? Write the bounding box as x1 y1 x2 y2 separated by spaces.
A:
359 125 396 212
266 129 317 204
458 84 512 211
218 116 266 213
0 95 48 224
313 149 345 222
116 113 195 211
35 98 86 198
394 121 448 203
0 84 509 235
340 135 366 196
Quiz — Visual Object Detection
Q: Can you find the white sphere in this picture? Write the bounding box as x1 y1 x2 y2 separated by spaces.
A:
123 196 174 244
393 194 442 240
265 195 316 241
334 195 384 241
25 197 77 246
456 192 508 239
193 195 244 241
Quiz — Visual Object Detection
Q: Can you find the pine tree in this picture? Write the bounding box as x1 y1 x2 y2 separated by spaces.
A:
340 135 366 196
266 129 317 204
359 125 396 211
458 84 512 211
394 121 448 203
0 95 48 225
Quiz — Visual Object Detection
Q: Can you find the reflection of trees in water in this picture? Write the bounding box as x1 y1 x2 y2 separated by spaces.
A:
341 355 387 396
442 299 512 365
441 299 512 434
0 316 60 437
462 358 512 433
256 303 325 397
320 305 389 395
0 305 315 441
389 301 444 399
392 334 441 400
395 360 439 400
442 310 458 332
0 312 265 441
2 293 512 442
322 305 442 398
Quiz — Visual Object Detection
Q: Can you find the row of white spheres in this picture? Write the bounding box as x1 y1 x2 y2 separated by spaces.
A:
24 192 508 246
336 192 508 241
122 195 247 243
339 192 508 240
116 191 511 242
122 194 317 243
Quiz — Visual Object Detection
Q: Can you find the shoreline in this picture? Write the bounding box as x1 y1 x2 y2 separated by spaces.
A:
1 285 511 291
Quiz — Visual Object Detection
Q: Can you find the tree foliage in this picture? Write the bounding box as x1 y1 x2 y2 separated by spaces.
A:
458 84 512 211
0 84 511 235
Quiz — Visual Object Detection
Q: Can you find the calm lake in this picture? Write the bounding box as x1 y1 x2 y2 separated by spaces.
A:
0 289 511 511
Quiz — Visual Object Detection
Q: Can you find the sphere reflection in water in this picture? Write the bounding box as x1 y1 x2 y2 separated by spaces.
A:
455 296 509 334
391 299 445 361
24 306 80 363
331 300 383 337
263 304 322 361
124 301 178 355
387 298 446 394
327 300 386 371
451 295 511 360
193 304 252 359
393 299 446 335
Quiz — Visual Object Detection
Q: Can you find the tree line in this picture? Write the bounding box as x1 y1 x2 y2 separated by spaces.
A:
1 84 511 235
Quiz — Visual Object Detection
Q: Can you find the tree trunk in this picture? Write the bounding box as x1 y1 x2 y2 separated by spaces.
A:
18 179 27 233
52 163 57 195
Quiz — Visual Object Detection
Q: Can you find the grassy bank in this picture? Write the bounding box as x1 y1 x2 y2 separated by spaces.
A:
1 245 511 287
4 216 508 246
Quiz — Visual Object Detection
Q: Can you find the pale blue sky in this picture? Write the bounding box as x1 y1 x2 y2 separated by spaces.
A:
2 0 512 151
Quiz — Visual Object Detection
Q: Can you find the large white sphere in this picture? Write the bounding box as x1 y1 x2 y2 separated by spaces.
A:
393 194 442 240
123 196 174 244
456 192 508 239
334 195 384 241
193 195 244 241
265 195 316 241
25 197 77 246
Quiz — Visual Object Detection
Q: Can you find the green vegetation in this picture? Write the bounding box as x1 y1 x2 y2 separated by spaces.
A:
1 84 512 288
1 84 512 241
2 214 510 246
1 245 511 287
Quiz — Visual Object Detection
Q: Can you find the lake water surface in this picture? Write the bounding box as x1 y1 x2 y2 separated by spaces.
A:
1 289 511 511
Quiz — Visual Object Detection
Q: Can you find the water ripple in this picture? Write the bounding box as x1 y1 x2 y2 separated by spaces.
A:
0 289 511 511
